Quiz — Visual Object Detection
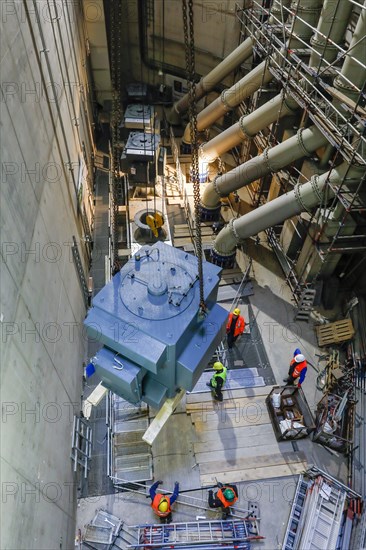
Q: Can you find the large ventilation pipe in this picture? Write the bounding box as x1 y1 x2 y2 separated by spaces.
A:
268 0 292 25
212 161 365 264
333 3 366 103
182 60 273 144
211 3 366 265
196 0 352 159
167 37 254 125
201 125 328 215
309 0 353 67
182 0 323 144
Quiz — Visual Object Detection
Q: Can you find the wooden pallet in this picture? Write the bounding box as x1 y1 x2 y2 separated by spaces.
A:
316 319 355 346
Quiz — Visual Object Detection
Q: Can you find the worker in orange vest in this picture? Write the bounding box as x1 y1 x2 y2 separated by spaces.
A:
149 480 179 523
283 350 307 387
226 308 245 350
208 482 239 519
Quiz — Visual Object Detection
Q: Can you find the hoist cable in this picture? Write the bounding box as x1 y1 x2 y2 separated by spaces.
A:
110 0 122 267
182 0 206 315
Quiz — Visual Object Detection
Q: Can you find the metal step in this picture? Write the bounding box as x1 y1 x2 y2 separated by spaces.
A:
129 519 252 549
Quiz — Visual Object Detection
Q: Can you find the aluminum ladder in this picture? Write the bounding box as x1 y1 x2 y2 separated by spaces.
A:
282 475 309 550
299 479 346 549
129 519 252 549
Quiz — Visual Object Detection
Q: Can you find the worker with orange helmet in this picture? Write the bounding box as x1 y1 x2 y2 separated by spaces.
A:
208 482 239 519
226 308 245 350
283 349 307 387
206 362 227 401
149 480 179 523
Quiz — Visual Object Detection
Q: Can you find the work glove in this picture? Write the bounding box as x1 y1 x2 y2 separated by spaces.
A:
157 480 163 485
217 482 223 488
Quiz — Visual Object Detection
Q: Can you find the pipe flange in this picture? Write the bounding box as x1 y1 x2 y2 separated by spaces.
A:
310 174 323 203
229 218 241 242
263 148 273 173
294 182 312 213
199 143 216 165
212 174 224 197
221 90 232 112
296 128 312 158
239 116 251 138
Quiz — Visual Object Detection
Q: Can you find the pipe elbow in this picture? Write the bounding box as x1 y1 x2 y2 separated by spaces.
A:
182 123 191 145
211 220 237 267
201 177 222 210
167 103 182 125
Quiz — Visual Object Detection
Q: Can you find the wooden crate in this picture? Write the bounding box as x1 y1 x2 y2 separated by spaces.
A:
316 319 355 346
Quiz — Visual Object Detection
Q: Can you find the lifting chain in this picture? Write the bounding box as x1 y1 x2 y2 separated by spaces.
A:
110 0 123 269
182 0 206 316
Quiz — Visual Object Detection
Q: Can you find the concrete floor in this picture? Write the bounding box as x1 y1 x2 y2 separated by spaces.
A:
77 219 348 548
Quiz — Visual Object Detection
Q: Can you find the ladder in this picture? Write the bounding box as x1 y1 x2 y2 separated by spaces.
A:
294 287 317 322
130 519 252 549
282 475 309 550
71 235 90 308
299 479 346 549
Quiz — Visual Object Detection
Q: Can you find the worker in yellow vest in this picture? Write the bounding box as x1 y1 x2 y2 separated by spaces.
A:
206 362 227 401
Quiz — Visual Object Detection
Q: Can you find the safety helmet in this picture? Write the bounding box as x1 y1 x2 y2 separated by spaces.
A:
223 488 235 502
213 362 224 370
233 308 240 315
295 354 305 363
158 499 169 512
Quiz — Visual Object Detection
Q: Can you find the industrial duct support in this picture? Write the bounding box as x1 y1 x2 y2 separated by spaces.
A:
334 3 366 103
182 0 323 144
201 125 328 212
198 91 298 163
182 60 273 144
212 161 365 261
193 0 351 157
168 37 254 125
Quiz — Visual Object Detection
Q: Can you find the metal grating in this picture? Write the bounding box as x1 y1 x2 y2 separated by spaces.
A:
189 368 264 393
107 393 153 485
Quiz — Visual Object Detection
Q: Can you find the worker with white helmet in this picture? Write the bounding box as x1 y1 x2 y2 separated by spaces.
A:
283 350 308 387
149 480 179 523
206 361 227 401
226 308 245 350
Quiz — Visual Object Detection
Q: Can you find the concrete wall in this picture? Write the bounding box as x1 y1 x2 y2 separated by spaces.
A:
1 2 96 548
117 0 242 89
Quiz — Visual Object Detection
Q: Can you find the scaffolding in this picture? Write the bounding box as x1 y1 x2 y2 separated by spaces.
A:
234 0 366 296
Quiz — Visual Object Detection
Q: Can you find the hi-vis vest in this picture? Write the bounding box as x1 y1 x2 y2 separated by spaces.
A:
226 314 245 337
217 487 238 508
211 367 227 388
290 358 307 379
151 495 172 517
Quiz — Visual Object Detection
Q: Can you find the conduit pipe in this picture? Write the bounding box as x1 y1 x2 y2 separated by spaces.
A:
199 91 297 163
201 125 328 212
197 0 351 159
334 3 366 103
168 37 254 124
309 0 353 67
268 0 292 25
182 60 273 143
212 161 365 261
182 0 323 144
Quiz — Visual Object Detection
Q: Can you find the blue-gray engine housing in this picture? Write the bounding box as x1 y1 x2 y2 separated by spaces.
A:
84 242 228 408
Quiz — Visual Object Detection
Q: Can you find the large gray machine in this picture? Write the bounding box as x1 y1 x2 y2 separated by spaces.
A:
84 242 227 408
